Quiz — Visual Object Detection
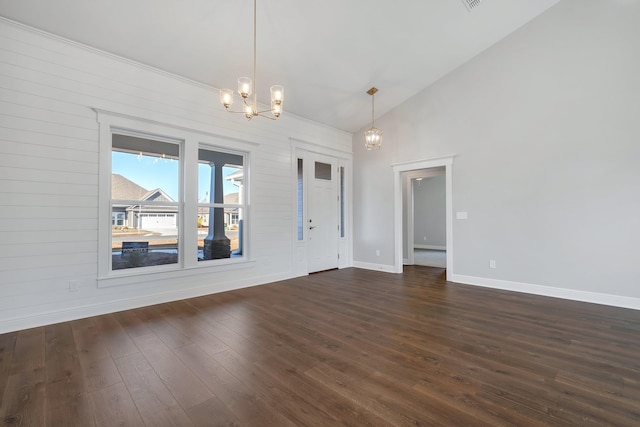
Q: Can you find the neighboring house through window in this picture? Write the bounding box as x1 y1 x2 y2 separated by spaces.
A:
111 134 180 270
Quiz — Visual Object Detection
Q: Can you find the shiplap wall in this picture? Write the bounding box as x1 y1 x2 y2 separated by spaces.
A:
0 18 352 333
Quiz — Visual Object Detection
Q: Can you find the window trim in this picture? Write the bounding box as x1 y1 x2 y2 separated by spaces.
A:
95 110 255 288
196 144 248 264
110 134 183 272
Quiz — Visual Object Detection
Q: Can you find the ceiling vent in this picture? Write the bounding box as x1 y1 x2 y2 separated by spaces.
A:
462 0 483 11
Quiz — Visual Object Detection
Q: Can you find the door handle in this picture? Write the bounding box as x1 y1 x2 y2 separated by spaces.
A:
309 226 316 230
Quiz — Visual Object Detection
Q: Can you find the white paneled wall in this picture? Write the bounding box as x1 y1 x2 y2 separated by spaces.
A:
0 18 352 333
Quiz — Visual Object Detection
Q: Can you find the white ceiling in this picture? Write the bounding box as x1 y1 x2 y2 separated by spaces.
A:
0 0 560 133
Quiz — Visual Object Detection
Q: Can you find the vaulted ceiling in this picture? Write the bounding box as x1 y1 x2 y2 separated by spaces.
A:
0 0 560 133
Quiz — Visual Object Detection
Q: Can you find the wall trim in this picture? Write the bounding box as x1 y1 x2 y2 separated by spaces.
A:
353 261 397 274
391 155 457 168
290 137 353 157
450 274 640 311
93 108 262 147
0 272 295 334
414 245 446 250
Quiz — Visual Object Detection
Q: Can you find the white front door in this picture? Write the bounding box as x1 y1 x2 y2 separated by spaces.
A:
306 154 339 273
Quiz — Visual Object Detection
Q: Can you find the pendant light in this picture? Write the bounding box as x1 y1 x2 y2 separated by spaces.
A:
219 0 283 120
364 87 382 150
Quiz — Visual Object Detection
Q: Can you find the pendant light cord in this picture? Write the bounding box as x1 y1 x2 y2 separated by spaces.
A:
253 0 257 112
371 92 375 127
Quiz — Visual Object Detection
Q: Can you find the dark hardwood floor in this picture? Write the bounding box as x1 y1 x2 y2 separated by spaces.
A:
2 266 640 426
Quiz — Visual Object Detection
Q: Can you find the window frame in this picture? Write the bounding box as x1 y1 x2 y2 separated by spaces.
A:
196 144 248 264
96 110 254 288
110 133 182 273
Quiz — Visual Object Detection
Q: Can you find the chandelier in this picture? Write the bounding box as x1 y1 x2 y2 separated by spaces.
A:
364 87 382 150
219 0 283 120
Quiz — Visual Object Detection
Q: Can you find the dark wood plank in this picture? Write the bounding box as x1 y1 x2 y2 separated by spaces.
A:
132 334 213 410
0 329 45 426
88 382 144 427
44 323 94 426
0 332 17 409
0 371 46 427
154 301 229 357
174 344 296 427
71 319 122 393
114 352 193 426
212 348 338 426
111 310 153 340
92 314 139 360
133 305 193 349
45 323 82 384
46 379 95 427
185 397 242 427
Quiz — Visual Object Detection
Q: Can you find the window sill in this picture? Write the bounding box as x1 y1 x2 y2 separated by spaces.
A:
97 258 256 288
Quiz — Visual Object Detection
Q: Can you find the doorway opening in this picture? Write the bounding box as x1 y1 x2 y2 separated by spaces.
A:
392 156 454 279
406 169 446 268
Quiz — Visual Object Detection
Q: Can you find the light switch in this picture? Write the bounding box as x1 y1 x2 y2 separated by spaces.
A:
456 211 468 220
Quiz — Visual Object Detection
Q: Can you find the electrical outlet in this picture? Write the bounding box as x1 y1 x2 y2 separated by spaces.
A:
489 260 496 269
376 249 381 257
69 280 79 292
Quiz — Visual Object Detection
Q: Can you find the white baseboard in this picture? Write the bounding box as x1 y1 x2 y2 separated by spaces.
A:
450 274 640 311
414 244 446 250
352 261 398 274
0 272 294 334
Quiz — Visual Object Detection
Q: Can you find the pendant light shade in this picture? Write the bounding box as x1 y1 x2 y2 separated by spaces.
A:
364 87 382 150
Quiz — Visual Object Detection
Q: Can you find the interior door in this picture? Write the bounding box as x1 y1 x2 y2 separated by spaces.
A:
307 154 339 273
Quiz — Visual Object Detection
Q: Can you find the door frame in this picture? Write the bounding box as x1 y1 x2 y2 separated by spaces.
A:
291 139 352 276
392 156 454 278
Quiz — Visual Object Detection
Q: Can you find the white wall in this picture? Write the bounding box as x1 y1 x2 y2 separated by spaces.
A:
0 19 352 333
353 0 640 307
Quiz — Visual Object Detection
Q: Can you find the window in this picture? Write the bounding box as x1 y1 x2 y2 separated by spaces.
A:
297 158 304 241
197 147 246 262
230 213 239 225
112 212 125 226
339 166 345 238
97 111 253 284
111 134 180 270
315 161 332 180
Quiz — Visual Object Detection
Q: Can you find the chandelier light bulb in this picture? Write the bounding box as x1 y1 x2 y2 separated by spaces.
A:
220 89 234 108
271 101 282 118
364 127 382 150
244 102 255 120
271 85 284 103
238 77 252 98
